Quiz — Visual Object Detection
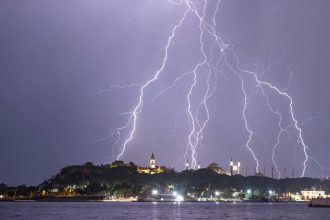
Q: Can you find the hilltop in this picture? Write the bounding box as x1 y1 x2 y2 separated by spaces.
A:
1 161 329 201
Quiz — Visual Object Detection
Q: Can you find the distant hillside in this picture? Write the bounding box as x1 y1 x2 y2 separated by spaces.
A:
40 161 330 195
1 161 329 200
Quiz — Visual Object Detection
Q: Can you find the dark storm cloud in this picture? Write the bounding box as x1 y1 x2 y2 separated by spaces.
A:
0 0 329 185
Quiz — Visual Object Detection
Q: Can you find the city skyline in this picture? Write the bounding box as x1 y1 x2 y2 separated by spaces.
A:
120 152 305 179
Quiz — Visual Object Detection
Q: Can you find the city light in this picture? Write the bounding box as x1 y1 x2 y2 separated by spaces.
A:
215 191 220 196
175 195 184 202
152 189 158 195
247 189 252 194
172 191 178 196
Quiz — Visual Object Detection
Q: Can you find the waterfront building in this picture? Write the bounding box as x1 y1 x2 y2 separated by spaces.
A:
301 189 326 200
289 189 330 201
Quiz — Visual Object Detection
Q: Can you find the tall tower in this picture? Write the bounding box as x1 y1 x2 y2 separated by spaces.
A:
263 166 266 177
237 162 241 175
150 153 156 169
185 159 189 170
230 158 233 176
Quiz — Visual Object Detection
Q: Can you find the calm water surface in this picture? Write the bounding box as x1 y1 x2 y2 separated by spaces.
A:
1 202 330 220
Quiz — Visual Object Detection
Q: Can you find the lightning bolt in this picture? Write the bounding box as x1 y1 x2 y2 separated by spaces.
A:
115 7 191 160
93 0 326 177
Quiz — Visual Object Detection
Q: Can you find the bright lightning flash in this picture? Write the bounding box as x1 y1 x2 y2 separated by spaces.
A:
93 0 326 177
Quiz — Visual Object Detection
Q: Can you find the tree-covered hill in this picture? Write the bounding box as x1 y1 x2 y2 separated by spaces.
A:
1 161 329 200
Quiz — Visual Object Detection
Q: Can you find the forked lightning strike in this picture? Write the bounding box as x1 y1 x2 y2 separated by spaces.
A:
116 8 191 160
93 0 326 177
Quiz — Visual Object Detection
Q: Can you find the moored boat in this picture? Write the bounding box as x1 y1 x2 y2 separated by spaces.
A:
308 198 330 207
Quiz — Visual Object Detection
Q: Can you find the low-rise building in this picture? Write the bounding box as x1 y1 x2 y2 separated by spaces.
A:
289 189 330 201
301 189 326 200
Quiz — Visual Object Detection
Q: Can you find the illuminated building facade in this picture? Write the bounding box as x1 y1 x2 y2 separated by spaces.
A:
185 159 189 170
137 153 164 175
301 190 326 200
150 153 156 169
290 189 330 201
207 163 227 175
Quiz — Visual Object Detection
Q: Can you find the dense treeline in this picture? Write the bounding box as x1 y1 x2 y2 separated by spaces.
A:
1 161 329 199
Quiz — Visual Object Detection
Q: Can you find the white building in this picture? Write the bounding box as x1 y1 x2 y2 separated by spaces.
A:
301 190 326 200
291 189 330 201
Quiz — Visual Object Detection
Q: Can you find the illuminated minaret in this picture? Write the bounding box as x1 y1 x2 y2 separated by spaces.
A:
237 161 241 175
197 162 201 169
185 159 189 170
150 153 156 169
230 158 233 176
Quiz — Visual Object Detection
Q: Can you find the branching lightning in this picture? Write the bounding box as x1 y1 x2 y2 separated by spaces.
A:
115 7 191 160
93 0 327 177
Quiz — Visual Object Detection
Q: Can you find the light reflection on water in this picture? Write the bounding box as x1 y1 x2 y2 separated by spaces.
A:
0 202 330 220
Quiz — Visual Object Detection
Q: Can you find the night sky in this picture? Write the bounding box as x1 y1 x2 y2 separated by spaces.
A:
1 0 330 186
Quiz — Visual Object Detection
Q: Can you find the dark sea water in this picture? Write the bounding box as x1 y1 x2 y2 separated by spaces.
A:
1 202 330 220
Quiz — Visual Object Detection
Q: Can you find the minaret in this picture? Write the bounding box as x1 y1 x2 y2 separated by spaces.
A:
197 162 201 169
263 166 266 177
237 162 241 175
150 153 156 169
230 158 233 176
185 159 189 170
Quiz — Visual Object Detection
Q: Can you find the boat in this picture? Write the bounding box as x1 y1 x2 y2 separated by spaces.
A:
308 198 330 207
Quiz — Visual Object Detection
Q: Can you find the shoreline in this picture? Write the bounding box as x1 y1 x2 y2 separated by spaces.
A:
0 199 307 204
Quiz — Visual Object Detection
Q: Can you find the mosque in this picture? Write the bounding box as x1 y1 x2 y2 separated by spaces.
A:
229 158 241 176
137 153 165 174
137 153 241 176
207 162 227 175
